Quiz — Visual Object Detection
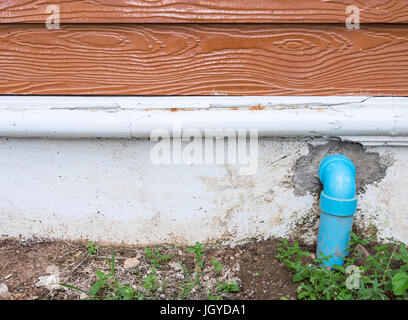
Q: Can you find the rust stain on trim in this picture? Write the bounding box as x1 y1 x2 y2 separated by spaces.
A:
249 105 266 111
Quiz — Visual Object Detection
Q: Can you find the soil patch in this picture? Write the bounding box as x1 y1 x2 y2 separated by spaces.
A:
0 237 300 300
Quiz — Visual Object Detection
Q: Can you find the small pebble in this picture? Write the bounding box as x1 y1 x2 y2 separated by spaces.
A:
124 257 140 270
175 273 185 280
169 262 182 272
0 283 11 300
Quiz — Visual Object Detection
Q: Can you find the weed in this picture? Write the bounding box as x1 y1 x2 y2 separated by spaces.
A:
276 233 408 300
145 248 171 269
133 269 141 279
162 278 169 292
61 241 248 301
179 261 195 299
142 266 159 296
116 285 143 300
184 242 206 293
217 280 240 293
86 252 117 298
87 241 99 256
211 258 223 275
187 242 204 269
61 252 144 300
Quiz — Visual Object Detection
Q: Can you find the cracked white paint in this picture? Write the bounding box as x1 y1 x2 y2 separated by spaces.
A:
0 96 408 141
0 138 312 245
355 146 408 243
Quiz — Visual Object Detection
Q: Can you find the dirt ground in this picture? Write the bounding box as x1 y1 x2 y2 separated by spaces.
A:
0 237 301 300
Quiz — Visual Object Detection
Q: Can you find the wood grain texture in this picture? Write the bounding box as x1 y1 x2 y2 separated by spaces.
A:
1 24 408 95
1 0 408 23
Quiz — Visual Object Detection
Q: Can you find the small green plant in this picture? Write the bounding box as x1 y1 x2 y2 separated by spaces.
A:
116 285 142 300
184 242 206 292
61 252 144 300
142 266 159 296
179 262 195 299
145 248 171 269
217 280 240 293
187 242 205 269
276 234 408 300
391 244 408 296
87 252 117 298
133 269 141 278
207 294 222 300
87 241 99 256
211 258 223 275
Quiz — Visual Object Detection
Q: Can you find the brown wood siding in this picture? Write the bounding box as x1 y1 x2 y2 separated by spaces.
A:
1 0 408 23
1 24 408 96
1 2 408 96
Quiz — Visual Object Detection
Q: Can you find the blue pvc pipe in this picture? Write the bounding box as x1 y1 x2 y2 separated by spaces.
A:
316 154 357 267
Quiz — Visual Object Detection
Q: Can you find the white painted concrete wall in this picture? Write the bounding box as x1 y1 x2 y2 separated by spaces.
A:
0 137 406 246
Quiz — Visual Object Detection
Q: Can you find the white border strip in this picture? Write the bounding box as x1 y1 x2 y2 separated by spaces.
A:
0 96 408 143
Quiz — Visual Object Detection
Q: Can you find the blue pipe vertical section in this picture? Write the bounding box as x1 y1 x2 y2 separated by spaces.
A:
316 154 358 267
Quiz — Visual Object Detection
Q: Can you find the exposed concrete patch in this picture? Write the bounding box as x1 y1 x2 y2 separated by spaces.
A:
292 140 389 196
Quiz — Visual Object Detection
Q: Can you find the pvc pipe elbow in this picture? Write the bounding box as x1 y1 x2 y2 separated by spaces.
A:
319 155 357 216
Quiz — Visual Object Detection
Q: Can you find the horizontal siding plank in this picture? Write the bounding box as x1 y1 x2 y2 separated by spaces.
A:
0 24 408 95
1 0 408 23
